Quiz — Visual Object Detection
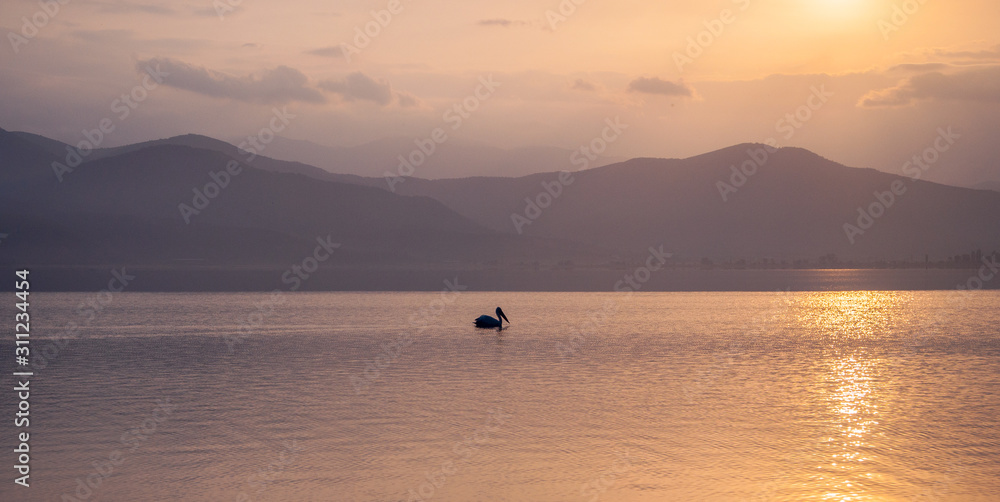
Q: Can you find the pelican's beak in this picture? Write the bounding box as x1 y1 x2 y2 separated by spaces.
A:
498 308 509 323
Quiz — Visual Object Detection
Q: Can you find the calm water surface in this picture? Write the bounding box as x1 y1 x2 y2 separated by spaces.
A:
2 291 998 501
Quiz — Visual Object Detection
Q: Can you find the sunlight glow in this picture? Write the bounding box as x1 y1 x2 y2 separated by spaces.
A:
809 0 873 24
815 0 866 11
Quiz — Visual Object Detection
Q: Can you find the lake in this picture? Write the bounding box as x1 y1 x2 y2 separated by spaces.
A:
2 291 998 501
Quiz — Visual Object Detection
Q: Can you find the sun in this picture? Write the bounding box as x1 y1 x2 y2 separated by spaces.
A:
810 0 871 22
816 0 864 7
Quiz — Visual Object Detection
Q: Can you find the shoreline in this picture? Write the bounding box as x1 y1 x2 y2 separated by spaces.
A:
3 266 996 292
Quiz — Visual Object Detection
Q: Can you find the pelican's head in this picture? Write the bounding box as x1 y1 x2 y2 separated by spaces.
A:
496 307 509 324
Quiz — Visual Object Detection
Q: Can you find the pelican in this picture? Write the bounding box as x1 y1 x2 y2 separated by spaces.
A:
474 307 509 329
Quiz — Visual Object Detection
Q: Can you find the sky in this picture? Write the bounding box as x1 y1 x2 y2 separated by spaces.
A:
2 0 999 187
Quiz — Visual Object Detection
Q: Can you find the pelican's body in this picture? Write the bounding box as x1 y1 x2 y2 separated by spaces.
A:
475 307 509 329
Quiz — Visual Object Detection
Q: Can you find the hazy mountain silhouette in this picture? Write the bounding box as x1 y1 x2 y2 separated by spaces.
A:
0 128 585 269
253 135 623 179
4 129 1000 291
973 180 1000 193
10 131 348 183
375 144 1000 260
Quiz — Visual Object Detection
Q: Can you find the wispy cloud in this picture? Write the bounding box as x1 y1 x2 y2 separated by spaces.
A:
627 76 692 97
135 57 326 104
397 92 420 107
889 63 952 73
70 29 210 52
318 72 419 107
90 1 177 15
477 18 532 28
305 46 345 58
859 65 1000 107
71 29 135 43
934 44 1000 61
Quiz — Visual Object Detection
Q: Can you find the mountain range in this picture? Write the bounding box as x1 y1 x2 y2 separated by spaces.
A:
2 128 999 290
245 135 624 179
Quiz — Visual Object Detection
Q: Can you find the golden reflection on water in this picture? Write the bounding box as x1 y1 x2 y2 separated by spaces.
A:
21 291 1000 500
795 290 911 341
795 292 913 501
820 355 882 501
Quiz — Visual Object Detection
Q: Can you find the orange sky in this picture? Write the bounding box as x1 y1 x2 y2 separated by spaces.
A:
2 0 999 186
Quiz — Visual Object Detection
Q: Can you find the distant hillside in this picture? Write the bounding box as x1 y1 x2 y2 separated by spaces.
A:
254 135 622 179
10 131 346 183
0 129 585 269
973 180 1000 193
381 144 1000 261
4 129 999 278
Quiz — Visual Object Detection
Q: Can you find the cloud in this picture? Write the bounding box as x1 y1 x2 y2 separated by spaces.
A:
305 46 345 58
627 76 692 97
479 19 513 27
319 72 419 107
396 92 420 107
135 57 326 104
477 19 531 27
69 30 210 52
890 63 952 73
934 44 1000 61
91 1 177 15
319 73 392 105
71 29 135 43
572 78 597 91
859 66 1000 107
858 87 912 107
